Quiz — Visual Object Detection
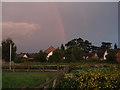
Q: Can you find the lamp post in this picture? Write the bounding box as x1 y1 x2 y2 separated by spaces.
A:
9 43 12 70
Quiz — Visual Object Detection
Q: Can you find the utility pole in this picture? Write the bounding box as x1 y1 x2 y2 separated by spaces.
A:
9 43 12 70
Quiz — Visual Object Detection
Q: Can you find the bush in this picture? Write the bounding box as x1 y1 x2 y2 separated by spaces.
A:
60 72 120 89
106 54 116 63
34 50 47 62
14 59 24 63
59 64 120 89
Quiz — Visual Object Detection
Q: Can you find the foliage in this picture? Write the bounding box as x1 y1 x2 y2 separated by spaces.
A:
106 53 116 63
114 43 118 49
2 38 17 62
64 46 83 62
101 42 112 51
14 59 24 63
65 38 92 53
0 46 2 59
34 50 47 62
90 45 100 52
48 49 64 62
61 44 65 50
60 64 120 89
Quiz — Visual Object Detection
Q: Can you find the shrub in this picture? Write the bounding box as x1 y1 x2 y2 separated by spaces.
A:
14 59 24 63
34 50 47 62
59 64 120 89
106 54 116 63
60 72 120 89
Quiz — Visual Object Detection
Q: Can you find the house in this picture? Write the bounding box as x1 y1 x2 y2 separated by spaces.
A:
82 49 120 62
44 46 56 60
18 53 29 59
96 51 108 60
83 52 98 60
23 54 28 58
82 50 108 60
82 53 92 60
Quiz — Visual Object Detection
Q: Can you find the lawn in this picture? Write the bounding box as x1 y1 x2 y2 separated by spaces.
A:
2 72 56 88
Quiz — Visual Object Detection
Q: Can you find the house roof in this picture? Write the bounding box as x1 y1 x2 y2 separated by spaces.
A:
44 46 56 54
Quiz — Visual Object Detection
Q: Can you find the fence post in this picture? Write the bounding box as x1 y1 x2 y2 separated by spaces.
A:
43 65 45 72
52 78 57 89
27 66 30 72
44 77 50 90
57 65 59 72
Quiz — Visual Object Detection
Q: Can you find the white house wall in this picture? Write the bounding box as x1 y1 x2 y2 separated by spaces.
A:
23 54 28 58
46 51 53 60
104 51 108 60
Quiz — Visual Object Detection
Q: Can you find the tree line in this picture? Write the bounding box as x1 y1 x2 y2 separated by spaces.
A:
1 38 118 62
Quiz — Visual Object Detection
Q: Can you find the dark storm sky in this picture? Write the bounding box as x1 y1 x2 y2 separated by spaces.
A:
2 2 118 53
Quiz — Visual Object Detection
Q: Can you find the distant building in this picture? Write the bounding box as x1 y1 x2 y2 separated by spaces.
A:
82 49 120 62
23 54 28 58
18 53 29 59
82 50 109 60
44 46 56 60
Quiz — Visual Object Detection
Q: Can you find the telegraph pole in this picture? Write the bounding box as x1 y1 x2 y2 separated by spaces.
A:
9 43 12 70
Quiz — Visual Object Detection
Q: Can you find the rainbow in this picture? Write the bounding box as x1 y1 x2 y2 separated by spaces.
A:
52 3 66 44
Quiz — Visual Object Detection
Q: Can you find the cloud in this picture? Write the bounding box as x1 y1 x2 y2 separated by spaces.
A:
2 21 40 37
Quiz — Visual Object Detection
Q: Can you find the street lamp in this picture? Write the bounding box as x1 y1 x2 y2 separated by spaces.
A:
9 43 12 70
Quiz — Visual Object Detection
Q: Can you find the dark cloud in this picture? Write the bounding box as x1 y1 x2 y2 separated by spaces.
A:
2 2 118 53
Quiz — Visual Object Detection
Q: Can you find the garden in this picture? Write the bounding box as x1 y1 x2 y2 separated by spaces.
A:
2 60 120 89
59 62 120 89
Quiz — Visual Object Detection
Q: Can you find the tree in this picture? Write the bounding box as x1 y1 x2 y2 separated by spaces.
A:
72 46 83 61
65 39 77 49
48 49 64 62
106 53 116 63
114 43 117 49
91 45 100 52
65 38 92 53
101 42 112 50
61 44 65 50
64 49 76 62
34 50 47 62
2 38 17 62
82 40 92 53
0 46 1 59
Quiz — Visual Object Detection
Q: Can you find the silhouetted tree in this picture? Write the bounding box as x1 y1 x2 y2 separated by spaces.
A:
101 42 112 50
91 45 99 52
0 46 1 59
48 49 64 62
2 38 17 62
114 43 118 49
65 39 77 49
82 40 92 53
34 50 47 62
65 38 92 53
61 44 65 50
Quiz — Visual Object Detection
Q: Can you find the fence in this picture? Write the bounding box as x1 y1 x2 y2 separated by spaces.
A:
22 65 69 89
2 64 68 72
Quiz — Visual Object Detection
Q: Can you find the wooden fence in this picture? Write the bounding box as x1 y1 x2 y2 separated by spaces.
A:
3 64 68 72
22 65 69 89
